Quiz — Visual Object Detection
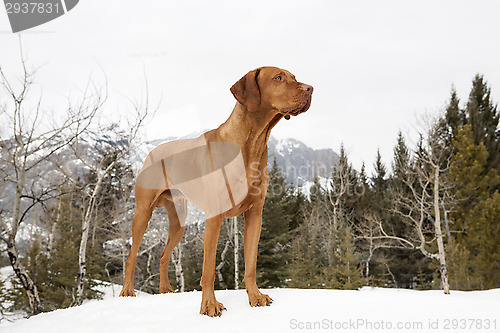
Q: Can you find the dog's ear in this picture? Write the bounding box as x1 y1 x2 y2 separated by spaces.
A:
230 68 261 112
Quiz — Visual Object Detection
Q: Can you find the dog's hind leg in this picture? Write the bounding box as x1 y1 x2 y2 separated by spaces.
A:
119 187 156 297
159 196 187 293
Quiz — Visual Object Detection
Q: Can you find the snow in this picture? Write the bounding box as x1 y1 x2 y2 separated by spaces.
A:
0 266 14 290
1 281 499 333
300 176 332 197
275 138 303 156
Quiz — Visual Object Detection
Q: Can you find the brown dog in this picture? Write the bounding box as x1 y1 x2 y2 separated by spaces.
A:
119 66 313 317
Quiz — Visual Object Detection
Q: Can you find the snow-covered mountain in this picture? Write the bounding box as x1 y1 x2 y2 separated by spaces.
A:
268 136 339 186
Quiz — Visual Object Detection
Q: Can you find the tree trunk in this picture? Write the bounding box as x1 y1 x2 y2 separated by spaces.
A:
384 262 397 287
121 237 127 283
216 239 230 289
7 242 42 315
366 223 374 279
47 197 62 259
76 227 88 305
173 244 185 292
8 170 42 315
146 251 155 290
233 216 239 290
76 178 102 305
433 166 450 294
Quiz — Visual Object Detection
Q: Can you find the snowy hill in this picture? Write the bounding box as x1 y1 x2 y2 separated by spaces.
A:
2 287 499 333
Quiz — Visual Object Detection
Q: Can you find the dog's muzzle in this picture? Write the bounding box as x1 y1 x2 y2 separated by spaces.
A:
282 85 313 120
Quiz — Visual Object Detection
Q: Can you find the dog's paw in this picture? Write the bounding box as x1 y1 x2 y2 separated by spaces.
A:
119 286 136 297
248 291 272 307
200 299 226 317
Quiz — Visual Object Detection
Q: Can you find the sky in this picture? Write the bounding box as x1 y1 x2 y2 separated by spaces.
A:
1 0 499 174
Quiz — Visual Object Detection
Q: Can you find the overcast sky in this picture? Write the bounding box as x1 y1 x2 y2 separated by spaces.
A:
1 0 499 174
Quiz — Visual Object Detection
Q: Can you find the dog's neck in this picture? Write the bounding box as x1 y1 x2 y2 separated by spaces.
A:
218 102 283 162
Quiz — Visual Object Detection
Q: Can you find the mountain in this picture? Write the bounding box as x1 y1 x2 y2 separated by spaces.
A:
267 136 339 186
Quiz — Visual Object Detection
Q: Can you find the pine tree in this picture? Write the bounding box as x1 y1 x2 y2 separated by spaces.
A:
0 274 7 318
372 149 387 195
464 74 500 177
467 192 500 289
437 87 464 163
287 205 323 289
445 87 464 138
392 131 411 186
387 132 430 288
446 237 474 290
289 189 306 232
324 222 366 290
415 266 432 290
329 143 360 226
364 149 393 286
448 125 500 290
355 163 372 222
309 176 326 209
448 125 499 228
259 158 297 287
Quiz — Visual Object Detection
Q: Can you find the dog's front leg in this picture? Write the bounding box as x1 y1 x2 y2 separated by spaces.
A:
243 206 273 307
199 215 226 317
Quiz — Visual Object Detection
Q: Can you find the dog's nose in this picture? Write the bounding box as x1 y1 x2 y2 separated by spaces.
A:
301 84 313 94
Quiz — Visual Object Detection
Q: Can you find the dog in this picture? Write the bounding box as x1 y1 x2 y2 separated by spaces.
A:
119 66 313 317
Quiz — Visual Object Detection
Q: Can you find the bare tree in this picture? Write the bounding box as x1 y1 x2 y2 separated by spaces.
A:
212 216 243 290
360 214 384 279
414 127 452 294
357 120 452 294
327 145 355 232
233 216 240 290
0 46 100 315
215 236 230 289
71 96 150 305
172 241 185 292
324 144 358 269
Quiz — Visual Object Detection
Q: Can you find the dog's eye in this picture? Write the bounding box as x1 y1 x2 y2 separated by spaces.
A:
274 75 283 82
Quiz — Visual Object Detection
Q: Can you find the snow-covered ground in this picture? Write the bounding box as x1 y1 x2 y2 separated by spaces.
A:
1 280 499 333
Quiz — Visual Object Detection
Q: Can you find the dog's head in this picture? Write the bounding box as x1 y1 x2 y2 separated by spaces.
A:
230 66 313 120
